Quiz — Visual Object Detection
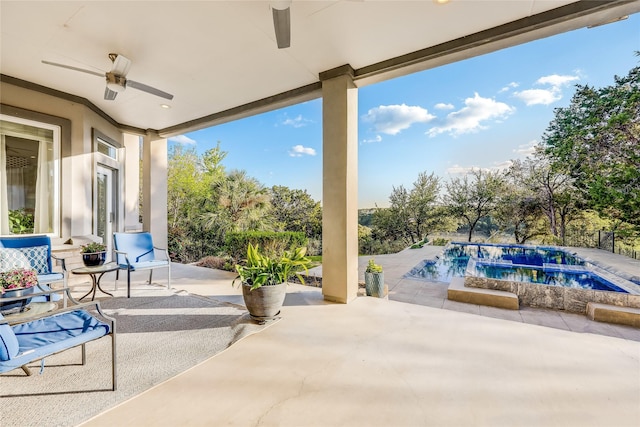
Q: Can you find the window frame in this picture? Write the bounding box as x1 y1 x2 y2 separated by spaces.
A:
0 109 66 237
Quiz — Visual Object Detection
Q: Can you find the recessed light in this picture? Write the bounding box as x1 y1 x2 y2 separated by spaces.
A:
160 104 171 109
434 0 450 4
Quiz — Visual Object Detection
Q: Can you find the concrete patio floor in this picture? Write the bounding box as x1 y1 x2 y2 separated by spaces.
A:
80 248 640 427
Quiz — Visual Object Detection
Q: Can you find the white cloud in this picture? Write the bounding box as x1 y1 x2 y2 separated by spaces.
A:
282 114 313 128
514 74 579 106
434 102 455 110
362 135 383 144
513 88 561 106
536 74 579 87
498 82 519 93
289 145 316 157
513 140 539 156
169 135 197 145
362 104 435 135
427 93 514 137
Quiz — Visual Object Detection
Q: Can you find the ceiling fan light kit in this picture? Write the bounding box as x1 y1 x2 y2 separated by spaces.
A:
105 73 126 92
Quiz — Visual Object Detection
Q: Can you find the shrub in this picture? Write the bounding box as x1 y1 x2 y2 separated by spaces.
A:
225 231 307 262
430 237 449 246
196 256 233 270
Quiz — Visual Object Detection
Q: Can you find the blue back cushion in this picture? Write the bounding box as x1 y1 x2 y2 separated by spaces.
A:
0 236 52 274
0 312 19 361
114 232 154 265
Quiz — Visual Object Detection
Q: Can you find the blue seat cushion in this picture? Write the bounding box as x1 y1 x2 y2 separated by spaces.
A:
0 310 110 372
119 259 169 271
31 283 63 303
37 272 64 285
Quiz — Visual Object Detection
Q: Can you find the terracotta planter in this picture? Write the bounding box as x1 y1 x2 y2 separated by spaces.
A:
0 286 34 314
364 272 385 297
82 251 107 267
241 281 286 323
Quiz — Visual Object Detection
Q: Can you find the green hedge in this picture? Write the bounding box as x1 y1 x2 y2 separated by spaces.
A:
225 231 308 263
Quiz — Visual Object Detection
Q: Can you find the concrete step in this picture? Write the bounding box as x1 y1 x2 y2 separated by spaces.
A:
586 302 640 328
447 277 519 310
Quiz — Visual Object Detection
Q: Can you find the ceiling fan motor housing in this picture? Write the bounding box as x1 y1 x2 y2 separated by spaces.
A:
106 73 126 92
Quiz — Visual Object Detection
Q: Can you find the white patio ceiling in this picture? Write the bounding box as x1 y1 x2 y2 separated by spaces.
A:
1 1 638 136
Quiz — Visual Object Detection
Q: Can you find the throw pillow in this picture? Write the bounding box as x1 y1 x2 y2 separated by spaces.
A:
0 248 30 272
0 246 50 274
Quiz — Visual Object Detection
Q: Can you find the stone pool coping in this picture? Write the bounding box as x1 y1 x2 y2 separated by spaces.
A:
465 273 640 314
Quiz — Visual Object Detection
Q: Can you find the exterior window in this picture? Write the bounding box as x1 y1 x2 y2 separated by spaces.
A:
97 137 117 159
0 116 60 235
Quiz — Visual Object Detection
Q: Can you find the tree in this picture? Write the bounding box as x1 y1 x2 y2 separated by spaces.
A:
202 170 272 236
542 63 640 228
506 156 581 244
269 185 322 239
498 162 547 244
371 188 409 244
444 169 505 242
167 143 227 262
372 172 443 245
407 172 444 242
167 145 206 229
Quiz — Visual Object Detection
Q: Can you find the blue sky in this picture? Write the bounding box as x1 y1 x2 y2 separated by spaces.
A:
171 14 639 208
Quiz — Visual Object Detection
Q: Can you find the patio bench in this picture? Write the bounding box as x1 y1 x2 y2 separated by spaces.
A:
0 287 117 391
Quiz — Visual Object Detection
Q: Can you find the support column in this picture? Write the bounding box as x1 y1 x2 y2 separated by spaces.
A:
142 133 168 248
321 65 359 303
123 133 141 232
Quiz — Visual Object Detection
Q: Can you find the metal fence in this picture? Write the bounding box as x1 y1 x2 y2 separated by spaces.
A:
565 230 638 260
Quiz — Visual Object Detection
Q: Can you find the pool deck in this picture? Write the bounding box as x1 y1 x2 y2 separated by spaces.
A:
84 251 640 427
311 245 640 341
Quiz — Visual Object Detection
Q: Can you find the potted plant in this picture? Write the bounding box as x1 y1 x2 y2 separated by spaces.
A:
80 241 107 267
364 258 385 297
0 268 38 313
233 243 311 323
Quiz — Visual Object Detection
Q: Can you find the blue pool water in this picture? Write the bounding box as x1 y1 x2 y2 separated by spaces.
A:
410 242 627 293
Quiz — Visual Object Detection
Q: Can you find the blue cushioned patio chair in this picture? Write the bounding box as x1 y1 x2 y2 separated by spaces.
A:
0 286 116 391
0 235 67 303
113 232 171 298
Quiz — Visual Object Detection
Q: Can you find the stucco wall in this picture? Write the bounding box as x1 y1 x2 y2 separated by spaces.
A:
1 81 128 242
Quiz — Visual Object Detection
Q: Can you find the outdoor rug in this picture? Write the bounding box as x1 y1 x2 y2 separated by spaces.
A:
0 291 272 427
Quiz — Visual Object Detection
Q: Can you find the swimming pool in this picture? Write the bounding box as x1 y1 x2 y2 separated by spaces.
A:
407 242 629 293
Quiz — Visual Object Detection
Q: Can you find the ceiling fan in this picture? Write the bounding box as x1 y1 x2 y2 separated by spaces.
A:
41 53 173 101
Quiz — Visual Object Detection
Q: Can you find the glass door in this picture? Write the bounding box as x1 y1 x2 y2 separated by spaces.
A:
96 165 116 259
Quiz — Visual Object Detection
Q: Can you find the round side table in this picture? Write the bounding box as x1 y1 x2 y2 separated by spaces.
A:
72 262 120 301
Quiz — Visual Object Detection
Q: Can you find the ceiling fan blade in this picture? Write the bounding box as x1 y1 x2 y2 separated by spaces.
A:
126 79 174 100
110 54 131 76
41 60 104 78
272 6 291 49
104 86 118 100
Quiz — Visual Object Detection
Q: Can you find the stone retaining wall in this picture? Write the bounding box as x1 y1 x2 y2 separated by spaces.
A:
465 276 640 314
